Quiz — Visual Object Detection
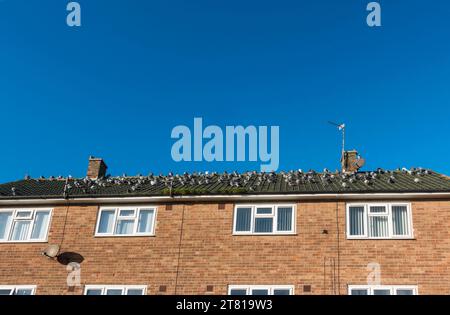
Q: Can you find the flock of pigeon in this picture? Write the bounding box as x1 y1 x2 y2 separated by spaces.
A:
9 167 432 197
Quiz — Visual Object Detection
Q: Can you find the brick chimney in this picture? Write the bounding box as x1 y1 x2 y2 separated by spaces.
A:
341 150 364 173
87 156 107 179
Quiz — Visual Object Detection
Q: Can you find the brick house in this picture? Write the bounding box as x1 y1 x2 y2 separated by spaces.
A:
1 154 450 295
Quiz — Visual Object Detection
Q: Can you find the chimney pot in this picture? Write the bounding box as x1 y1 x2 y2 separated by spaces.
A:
87 156 108 179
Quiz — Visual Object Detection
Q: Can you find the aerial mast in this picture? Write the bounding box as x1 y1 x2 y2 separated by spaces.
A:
328 121 346 153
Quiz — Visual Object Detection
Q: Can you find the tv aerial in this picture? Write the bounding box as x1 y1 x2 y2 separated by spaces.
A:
328 121 346 153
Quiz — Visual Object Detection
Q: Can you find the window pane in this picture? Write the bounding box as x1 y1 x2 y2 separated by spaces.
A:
373 289 391 295
369 216 389 237
251 289 269 295
126 289 144 295
0 289 12 295
106 289 123 295
392 206 409 236
0 212 13 239
86 289 102 295
235 208 252 232
16 211 32 218
119 210 135 217
350 289 368 295
277 207 293 231
11 221 31 241
349 206 365 236
15 289 33 295
230 289 247 295
98 210 115 233
137 210 154 233
31 211 50 240
273 289 291 295
369 206 387 213
254 218 273 233
256 207 272 214
116 220 134 235
396 289 413 295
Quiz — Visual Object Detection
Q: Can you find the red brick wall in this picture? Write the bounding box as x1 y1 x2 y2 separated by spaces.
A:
0 199 449 295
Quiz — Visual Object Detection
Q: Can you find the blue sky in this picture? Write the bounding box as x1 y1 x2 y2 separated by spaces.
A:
0 0 449 181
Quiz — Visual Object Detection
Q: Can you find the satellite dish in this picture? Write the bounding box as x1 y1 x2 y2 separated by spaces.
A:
353 157 366 169
57 252 84 265
42 245 60 258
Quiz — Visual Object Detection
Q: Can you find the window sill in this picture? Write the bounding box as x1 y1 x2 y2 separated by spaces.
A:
346 237 416 240
0 240 48 244
232 232 297 236
94 234 156 238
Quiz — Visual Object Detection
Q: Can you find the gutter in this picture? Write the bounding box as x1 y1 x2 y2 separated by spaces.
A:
0 192 450 205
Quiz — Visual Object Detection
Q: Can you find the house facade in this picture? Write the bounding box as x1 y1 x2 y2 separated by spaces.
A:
1 155 450 295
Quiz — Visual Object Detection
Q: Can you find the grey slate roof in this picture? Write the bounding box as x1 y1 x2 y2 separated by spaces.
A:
0 168 450 200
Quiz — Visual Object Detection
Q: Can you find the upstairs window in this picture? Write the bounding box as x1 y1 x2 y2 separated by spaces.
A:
0 209 52 242
347 203 412 239
84 285 146 295
233 204 295 235
95 206 156 236
228 285 294 295
348 285 417 295
0 286 36 295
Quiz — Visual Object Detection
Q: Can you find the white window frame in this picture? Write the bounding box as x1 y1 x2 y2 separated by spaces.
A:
233 204 296 235
95 206 157 237
118 209 136 218
0 208 53 243
228 285 294 295
346 202 413 239
348 285 418 295
0 285 36 295
15 210 34 220
84 285 147 295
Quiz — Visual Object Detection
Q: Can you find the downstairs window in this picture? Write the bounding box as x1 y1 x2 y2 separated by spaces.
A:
348 285 417 295
0 286 36 295
84 285 147 295
228 285 294 295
